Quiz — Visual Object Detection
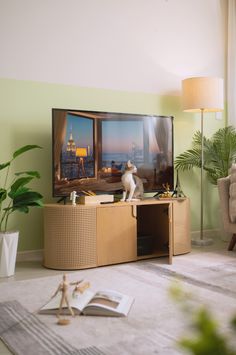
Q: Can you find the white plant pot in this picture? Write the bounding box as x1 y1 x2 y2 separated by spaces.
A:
0 231 19 277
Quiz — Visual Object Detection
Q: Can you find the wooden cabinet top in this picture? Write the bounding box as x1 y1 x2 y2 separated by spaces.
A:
45 197 188 209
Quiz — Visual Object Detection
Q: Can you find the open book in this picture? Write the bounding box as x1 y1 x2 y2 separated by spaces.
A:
39 289 134 317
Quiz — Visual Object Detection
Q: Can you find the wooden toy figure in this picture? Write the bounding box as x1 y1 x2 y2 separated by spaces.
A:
52 274 74 321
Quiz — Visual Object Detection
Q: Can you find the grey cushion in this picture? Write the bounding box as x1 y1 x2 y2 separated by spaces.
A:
229 164 236 222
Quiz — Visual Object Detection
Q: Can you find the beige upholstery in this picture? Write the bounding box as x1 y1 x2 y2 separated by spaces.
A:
217 176 236 250
229 163 236 222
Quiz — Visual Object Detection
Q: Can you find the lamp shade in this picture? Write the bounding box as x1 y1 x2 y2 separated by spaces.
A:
182 77 224 112
76 147 87 157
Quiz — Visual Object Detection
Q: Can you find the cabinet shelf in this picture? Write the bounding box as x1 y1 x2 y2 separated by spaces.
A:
137 250 169 261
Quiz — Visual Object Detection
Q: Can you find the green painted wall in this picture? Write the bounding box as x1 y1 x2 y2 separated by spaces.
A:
0 78 225 251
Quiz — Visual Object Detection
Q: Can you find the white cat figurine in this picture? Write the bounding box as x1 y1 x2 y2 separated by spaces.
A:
120 160 143 202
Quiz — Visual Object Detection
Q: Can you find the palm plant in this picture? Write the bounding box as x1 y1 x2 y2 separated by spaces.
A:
0 145 43 232
175 126 236 185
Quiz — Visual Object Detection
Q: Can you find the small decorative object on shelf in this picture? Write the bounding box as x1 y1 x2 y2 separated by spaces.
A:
70 191 79 206
160 183 172 198
120 160 143 202
172 170 186 198
79 194 114 205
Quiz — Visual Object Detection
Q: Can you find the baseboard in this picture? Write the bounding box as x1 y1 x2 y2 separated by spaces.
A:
16 249 43 262
191 228 220 240
16 229 221 262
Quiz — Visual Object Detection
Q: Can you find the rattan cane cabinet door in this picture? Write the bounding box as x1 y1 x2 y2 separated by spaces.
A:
44 205 97 269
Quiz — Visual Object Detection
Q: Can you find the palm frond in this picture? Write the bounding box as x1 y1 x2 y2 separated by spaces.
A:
175 149 201 171
174 126 236 185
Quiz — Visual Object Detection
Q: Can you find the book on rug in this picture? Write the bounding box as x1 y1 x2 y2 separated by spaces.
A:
39 288 134 317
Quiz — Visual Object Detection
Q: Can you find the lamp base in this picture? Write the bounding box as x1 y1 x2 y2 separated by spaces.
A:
191 238 213 246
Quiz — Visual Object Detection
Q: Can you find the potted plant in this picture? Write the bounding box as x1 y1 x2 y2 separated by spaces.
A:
0 145 43 277
174 126 236 185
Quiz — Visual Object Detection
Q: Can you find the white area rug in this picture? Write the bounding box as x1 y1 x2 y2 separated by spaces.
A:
0 253 236 355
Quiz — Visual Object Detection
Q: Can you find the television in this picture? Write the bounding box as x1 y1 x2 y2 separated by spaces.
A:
52 109 174 198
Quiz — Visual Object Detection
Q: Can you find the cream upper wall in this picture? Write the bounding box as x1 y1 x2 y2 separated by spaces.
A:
0 0 227 94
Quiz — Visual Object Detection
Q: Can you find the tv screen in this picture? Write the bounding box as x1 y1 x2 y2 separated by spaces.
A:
52 109 174 197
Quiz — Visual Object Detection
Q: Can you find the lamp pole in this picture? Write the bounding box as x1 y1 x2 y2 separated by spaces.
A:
200 108 204 241
193 108 213 246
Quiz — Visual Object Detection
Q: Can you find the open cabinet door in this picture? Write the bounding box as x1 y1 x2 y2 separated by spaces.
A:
172 198 191 255
168 203 173 264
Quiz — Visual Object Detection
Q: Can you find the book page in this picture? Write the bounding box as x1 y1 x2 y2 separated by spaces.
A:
89 290 122 307
83 289 134 316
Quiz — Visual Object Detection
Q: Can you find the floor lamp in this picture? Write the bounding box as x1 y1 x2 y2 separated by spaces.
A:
182 77 224 246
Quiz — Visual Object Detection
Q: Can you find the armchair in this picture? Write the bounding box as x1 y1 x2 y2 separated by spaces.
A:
217 176 236 251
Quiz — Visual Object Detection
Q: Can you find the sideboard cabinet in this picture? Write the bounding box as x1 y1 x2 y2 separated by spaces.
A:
43 198 191 270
